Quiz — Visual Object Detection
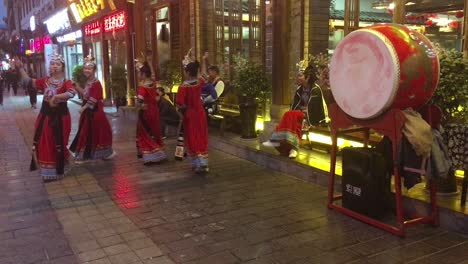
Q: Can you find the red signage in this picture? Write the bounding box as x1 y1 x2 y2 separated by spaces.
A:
103 11 126 32
84 21 101 36
43 36 51 45
34 38 43 52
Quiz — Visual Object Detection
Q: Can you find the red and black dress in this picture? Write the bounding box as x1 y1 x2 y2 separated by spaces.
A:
176 79 209 172
70 79 113 161
136 83 167 164
32 77 75 180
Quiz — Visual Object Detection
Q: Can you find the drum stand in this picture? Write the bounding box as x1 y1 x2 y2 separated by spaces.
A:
327 103 439 237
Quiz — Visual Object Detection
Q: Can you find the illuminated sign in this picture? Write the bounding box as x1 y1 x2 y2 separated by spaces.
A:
29 39 34 52
103 11 126 32
28 36 50 53
34 38 43 52
30 16 36 31
69 0 105 22
84 21 101 36
43 36 51 45
57 30 83 43
44 9 71 35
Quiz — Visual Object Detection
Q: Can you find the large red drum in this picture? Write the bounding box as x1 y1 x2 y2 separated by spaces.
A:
329 24 440 119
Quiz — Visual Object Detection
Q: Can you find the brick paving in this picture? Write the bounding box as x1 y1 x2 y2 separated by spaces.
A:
2 92 468 263
0 95 77 264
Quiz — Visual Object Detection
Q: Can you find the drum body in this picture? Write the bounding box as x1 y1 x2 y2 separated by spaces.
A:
330 24 440 120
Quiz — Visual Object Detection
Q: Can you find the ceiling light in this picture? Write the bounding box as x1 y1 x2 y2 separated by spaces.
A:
372 0 392 10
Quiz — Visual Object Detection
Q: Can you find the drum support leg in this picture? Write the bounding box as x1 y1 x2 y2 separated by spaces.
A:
326 103 439 237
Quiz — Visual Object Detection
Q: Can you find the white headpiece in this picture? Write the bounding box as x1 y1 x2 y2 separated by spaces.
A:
182 48 194 68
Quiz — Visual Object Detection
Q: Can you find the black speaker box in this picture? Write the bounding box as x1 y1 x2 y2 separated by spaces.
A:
342 147 391 219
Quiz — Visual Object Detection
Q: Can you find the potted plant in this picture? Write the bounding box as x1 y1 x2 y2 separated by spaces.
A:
128 88 136 106
110 64 128 110
71 65 87 100
159 60 182 92
232 55 270 139
429 46 468 193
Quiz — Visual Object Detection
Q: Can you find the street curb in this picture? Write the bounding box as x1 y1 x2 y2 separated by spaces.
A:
209 134 468 236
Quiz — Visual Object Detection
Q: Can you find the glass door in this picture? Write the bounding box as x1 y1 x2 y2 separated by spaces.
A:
156 6 171 69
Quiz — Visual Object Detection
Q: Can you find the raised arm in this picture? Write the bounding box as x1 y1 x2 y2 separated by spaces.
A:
14 58 37 88
201 52 209 78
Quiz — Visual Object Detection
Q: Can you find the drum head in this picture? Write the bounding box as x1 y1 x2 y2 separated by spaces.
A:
330 29 399 119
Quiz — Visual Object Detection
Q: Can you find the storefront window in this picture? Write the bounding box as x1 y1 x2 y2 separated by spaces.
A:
63 41 83 79
92 41 104 86
214 0 263 70
156 6 171 69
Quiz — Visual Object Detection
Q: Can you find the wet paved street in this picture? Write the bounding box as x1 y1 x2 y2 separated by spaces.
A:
2 92 468 264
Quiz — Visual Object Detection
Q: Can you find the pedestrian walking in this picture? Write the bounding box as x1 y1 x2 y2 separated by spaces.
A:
176 54 209 173
14 53 76 181
135 60 167 165
69 55 115 163
25 76 37 108
0 70 4 106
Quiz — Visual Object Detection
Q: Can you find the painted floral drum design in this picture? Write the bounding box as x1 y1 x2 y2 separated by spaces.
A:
330 23 440 119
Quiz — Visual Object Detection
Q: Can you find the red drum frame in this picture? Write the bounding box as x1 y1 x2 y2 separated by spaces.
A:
327 103 439 237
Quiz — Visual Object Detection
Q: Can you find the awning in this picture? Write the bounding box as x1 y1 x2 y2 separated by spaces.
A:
331 9 392 23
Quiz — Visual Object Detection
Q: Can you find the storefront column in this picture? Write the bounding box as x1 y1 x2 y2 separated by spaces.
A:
270 0 292 120
464 2 468 58
393 0 406 24
102 40 111 102
343 0 359 36
133 0 146 57
308 0 331 54
126 2 136 92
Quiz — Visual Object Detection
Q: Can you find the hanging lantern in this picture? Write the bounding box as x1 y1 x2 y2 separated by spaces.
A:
449 21 461 28
455 11 464 18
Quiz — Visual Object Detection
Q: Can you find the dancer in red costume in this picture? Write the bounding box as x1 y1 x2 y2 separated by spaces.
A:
69 55 115 163
15 52 76 181
135 61 167 165
176 56 209 173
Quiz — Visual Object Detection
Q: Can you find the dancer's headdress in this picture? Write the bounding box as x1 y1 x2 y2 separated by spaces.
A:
182 48 194 68
84 50 96 68
135 52 146 70
49 46 65 64
296 54 312 74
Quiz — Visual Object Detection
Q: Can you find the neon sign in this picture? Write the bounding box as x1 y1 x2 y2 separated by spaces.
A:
69 0 105 22
84 21 101 36
57 30 83 43
103 11 126 32
44 9 71 35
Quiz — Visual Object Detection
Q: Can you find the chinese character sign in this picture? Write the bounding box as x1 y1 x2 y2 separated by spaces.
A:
84 21 101 36
103 11 126 32
72 0 105 20
345 184 362 197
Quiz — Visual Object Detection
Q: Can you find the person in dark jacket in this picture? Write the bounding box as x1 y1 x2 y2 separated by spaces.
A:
157 87 180 138
263 63 328 158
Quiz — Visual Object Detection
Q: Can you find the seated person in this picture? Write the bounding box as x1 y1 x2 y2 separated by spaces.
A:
201 81 218 105
263 62 328 158
157 87 179 138
203 65 225 104
157 87 173 105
